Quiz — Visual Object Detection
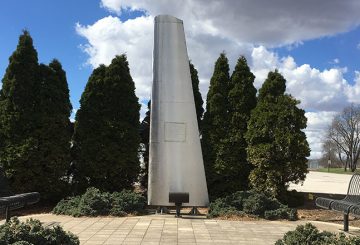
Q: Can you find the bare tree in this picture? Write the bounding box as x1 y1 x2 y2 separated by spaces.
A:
328 104 360 172
321 138 346 169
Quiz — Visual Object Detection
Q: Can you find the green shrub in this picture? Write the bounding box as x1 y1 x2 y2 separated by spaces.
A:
76 187 111 216
208 198 240 218
53 187 145 217
110 190 146 215
242 192 280 216
264 205 297 221
276 223 360 245
226 191 251 210
52 196 81 216
208 190 297 220
0 217 79 245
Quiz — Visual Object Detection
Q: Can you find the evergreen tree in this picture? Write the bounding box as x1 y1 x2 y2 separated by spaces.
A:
36 60 73 200
189 62 204 132
215 56 257 195
0 32 40 169
139 101 150 194
0 31 72 201
71 65 107 192
73 55 141 193
201 53 230 198
245 70 310 200
0 31 41 195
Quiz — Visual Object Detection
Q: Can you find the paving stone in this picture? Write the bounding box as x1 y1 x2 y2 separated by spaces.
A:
91 234 111 240
83 241 105 245
103 240 123 245
6 214 360 245
178 238 196 243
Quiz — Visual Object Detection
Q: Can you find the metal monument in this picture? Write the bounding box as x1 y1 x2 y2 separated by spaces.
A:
148 15 209 207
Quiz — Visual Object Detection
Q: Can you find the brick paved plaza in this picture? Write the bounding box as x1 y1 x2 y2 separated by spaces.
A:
5 213 359 245
0 171 357 244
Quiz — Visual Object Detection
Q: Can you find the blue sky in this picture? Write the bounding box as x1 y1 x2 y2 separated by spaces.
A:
0 0 145 112
1 0 123 113
275 27 360 83
1 0 360 158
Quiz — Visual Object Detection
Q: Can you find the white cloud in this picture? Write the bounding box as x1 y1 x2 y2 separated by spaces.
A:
250 46 350 111
304 111 338 158
70 108 78 123
100 0 360 46
75 14 254 112
76 1 360 159
76 15 153 100
249 47 354 158
330 58 340 64
345 71 360 103
100 0 123 14
305 111 337 132
250 46 278 88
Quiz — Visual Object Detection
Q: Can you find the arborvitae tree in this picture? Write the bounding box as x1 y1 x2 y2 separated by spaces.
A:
73 55 141 193
71 65 106 192
0 31 72 201
36 60 72 200
214 56 257 195
0 31 41 196
189 62 204 132
201 53 230 198
245 70 310 200
139 101 150 194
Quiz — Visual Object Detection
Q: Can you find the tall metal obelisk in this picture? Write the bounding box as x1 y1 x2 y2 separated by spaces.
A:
148 15 209 207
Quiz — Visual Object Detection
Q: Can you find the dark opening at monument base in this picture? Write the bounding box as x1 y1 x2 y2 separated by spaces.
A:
169 192 189 217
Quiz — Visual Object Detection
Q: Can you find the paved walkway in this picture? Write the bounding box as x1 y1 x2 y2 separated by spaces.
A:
6 214 360 245
289 171 352 194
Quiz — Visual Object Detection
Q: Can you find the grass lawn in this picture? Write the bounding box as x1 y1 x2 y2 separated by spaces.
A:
315 167 360 175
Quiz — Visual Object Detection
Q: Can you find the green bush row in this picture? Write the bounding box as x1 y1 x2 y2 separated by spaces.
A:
208 190 297 220
276 223 360 245
0 217 79 245
53 187 146 217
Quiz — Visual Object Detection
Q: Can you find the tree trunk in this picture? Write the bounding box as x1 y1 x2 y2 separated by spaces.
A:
344 160 348 172
351 160 356 172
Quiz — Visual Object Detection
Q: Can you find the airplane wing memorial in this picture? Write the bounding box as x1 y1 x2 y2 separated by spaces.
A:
148 15 209 208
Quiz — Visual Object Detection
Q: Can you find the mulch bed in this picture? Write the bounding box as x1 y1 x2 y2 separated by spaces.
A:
0 203 53 221
298 208 360 227
2 199 360 228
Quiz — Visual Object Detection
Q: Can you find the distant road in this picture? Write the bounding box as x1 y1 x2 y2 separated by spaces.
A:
289 171 352 194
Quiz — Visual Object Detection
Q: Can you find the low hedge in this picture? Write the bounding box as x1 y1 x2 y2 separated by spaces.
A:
0 217 79 245
53 187 146 217
207 198 244 218
208 190 297 220
276 223 360 245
